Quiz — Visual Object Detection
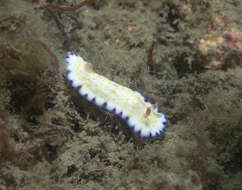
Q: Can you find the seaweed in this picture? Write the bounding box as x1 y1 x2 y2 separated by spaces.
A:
0 15 54 117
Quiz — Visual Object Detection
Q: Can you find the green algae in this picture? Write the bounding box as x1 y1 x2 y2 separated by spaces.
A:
0 0 242 189
0 13 54 116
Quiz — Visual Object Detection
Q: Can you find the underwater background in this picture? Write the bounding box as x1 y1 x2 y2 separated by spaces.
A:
0 0 241 189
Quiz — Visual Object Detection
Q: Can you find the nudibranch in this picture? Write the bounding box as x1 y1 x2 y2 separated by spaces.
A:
65 52 167 137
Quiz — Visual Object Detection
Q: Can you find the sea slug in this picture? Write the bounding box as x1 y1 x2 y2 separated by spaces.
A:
65 52 167 137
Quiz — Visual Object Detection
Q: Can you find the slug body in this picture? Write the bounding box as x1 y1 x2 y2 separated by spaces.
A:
65 52 167 137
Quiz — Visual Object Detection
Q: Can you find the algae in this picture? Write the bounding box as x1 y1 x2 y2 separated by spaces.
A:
0 0 242 189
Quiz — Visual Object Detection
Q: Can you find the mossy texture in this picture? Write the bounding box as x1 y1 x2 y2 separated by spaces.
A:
0 0 241 190
0 7 54 115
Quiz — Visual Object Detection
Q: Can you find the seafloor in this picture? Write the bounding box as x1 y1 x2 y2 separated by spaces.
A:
0 0 241 189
